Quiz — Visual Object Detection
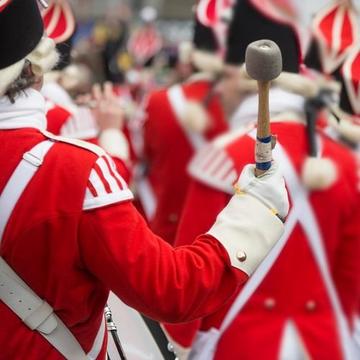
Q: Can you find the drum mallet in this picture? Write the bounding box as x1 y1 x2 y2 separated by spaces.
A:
245 40 282 177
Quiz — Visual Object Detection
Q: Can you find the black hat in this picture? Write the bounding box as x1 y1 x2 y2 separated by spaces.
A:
0 0 44 70
193 18 219 54
225 0 300 73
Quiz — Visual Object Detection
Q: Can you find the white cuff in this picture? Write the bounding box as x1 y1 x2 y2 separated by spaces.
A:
98 128 130 161
208 194 284 275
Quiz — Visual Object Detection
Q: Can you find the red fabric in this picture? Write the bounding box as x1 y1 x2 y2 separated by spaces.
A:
142 79 228 244
166 122 360 359
0 128 247 360
318 4 354 56
164 182 230 347
46 104 72 135
312 2 358 74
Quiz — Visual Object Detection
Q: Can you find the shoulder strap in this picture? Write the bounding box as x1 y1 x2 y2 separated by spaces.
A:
167 85 206 151
0 140 54 240
0 140 105 360
42 130 106 157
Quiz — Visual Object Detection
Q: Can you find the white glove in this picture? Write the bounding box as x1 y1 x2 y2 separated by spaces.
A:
207 161 287 275
236 162 289 220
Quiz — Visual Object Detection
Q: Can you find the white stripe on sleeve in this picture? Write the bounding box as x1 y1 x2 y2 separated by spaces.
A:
83 156 133 211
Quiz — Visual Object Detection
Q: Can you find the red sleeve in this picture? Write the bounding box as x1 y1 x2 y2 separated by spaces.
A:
163 180 231 346
79 201 247 323
333 192 360 327
175 180 231 247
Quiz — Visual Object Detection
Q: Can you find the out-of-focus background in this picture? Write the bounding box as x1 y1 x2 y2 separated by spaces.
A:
66 0 335 87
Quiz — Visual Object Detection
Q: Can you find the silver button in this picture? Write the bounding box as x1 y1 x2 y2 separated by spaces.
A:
264 297 276 310
305 300 317 312
236 250 247 262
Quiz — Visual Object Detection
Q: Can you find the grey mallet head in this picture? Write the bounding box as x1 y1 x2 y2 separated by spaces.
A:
245 40 282 82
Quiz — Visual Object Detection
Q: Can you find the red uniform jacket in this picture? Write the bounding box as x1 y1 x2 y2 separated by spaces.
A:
166 121 360 359
140 75 228 244
0 123 248 359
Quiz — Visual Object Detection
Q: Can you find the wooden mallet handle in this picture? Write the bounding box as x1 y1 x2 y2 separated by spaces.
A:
245 40 282 177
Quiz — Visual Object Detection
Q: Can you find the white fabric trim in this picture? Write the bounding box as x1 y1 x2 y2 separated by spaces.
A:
0 140 54 240
208 194 284 275
167 85 206 151
88 316 106 360
88 169 107 196
83 189 134 211
188 123 255 196
96 157 123 194
279 320 311 360
83 155 133 211
188 145 237 194
353 316 360 357
108 156 128 190
0 89 47 131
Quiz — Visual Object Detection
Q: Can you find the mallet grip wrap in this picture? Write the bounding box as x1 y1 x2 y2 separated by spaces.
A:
255 81 272 176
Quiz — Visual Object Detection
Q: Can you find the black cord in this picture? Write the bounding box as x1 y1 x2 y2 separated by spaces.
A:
105 305 127 360
304 89 338 157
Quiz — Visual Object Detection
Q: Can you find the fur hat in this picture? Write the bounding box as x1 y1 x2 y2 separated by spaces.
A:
0 0 59 96
191 18 223 74
225 0 301 73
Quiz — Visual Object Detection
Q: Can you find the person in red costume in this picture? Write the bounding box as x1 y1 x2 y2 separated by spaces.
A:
134 14 229 245
163 1 360 359
40 0 133 183
0 1 288 359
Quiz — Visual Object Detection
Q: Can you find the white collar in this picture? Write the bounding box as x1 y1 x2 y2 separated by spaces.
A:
229 87 306 130
0 89 47 131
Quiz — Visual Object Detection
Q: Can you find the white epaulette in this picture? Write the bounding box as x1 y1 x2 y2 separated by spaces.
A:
42 130 105 157
188 125 255 195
